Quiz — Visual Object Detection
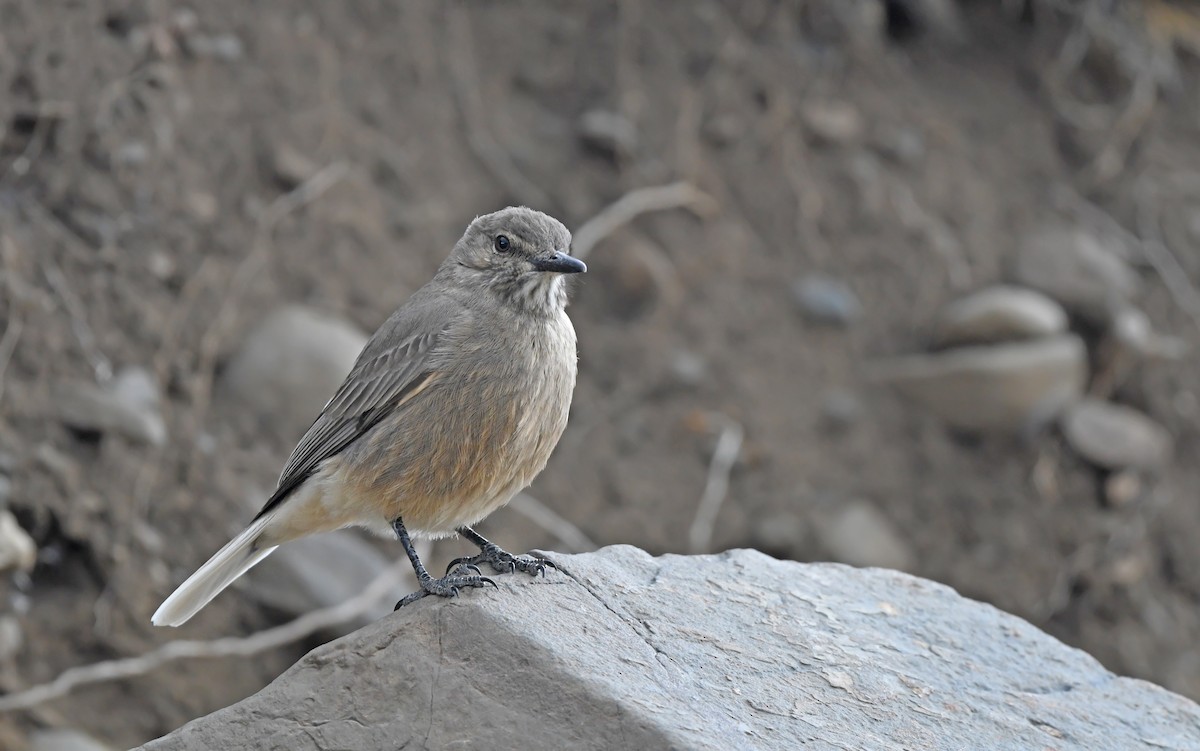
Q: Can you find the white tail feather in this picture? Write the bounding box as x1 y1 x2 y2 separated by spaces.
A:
152 514 279 627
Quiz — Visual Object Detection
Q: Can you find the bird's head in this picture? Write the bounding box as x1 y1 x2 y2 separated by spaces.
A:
445 207 585 315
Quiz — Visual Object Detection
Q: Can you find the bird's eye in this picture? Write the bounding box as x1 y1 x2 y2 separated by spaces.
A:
494 235 511 253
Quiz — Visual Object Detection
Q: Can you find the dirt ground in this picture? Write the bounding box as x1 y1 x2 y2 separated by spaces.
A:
1 1 1199 747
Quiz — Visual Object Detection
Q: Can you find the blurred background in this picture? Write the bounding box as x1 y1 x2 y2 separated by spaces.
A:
1 0 1199 747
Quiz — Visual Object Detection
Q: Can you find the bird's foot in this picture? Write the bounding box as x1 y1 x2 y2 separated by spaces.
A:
394 571 496 610
445 542 556 578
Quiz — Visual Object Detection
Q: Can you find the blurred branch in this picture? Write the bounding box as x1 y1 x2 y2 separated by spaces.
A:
25 213 114 382
446 7 552 209
573 181 718 261
1133 179 1200 333
190 160 350 435
0 561 409 713
688 414 744 555
509 492 597 553
0 303 21 409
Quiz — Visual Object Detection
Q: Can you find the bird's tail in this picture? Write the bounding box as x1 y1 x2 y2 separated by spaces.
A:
151 513 279 627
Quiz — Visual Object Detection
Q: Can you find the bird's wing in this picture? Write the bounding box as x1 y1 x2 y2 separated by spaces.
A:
254 303 459 520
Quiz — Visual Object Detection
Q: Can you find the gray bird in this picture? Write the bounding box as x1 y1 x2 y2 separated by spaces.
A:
153 207 585 626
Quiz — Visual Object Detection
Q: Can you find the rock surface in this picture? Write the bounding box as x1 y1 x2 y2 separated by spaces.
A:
1062 399 1173 471
931 285 1068 348
875 335 1088 434
1011 225 1139 325
216 306 368 440
140 546 1200 751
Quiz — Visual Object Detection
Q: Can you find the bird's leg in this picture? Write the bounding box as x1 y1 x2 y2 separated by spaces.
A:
445 525 556 578
392 516 496 610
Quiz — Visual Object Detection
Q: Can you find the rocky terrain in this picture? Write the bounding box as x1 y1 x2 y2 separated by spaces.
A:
1 1 1199 747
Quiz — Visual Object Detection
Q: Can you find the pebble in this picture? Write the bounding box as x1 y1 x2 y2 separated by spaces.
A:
184 191 219 222
244 531 416 633
820 390 862 429
187 32 245 61
267 144 317 190
792 274 861 326
1104 470 1142 508
874 335 1088 434
801 101 864 145
578 109 637 159
819 501 914 571
0 510 36 573
1112 306 1188 361
216 306 367 440
872 125 925 165
50 366 166 446
28 729 113 751
1012 225 1140 325
931 285 1068 348
1062 399 1172 471
669 351 707 388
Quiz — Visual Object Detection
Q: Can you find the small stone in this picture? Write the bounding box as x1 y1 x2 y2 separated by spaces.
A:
51 367 166 446
267 144 317 190
931 285 1068 349
148 251 175 280
1112 307 1188 361
28 729 113 751
0 615 22 660
216 306 368 440
244 531 417 633
820 390 862 429
875 335 1087 434
578 109 637 159
820 502 914 571
792 274 861 326
872 125 925 165
184 191 218 222
801 101 863 145
1104 470 1142 508
1062 400 1172 471
1012 225 1140 325
115 141 149 167
669 351 707 388
0 510 36 573
188 32 244 61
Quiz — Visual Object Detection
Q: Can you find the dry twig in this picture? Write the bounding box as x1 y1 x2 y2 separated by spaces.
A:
687 415 744 555
1134 180 1200 333
35 244 113 383
0 562 410 713
573 181 717 261
509 492 597 553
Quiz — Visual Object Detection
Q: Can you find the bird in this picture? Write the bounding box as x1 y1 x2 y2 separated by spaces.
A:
152 206 586 626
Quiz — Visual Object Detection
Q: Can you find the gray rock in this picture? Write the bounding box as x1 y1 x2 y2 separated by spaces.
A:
801 100 864 145
29 729 113 751
1012 225 1140 325
1112 306 1188 361
186 32 244 62
51 367 167 446
872 125 925 165
216 306 368 441
243 531 416 632
578 109 637 159
820 389 862 429
1062 399 1173 471
875 335 1087 434
266 144 317 190
669 350 707 388
0 510 36 574
931 285 1068 348
792 274 861 326
819 501 914 571
138 547 1200 751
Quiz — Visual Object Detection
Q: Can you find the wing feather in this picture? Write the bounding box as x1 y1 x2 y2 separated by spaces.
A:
253 324 445 519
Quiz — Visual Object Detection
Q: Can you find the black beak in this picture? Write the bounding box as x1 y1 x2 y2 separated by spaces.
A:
532 251 587 274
